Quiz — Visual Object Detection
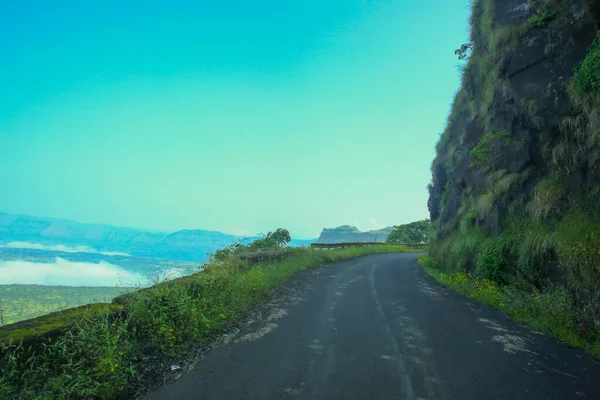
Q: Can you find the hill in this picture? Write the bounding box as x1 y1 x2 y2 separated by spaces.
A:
0 212 315 262
315 225 394 244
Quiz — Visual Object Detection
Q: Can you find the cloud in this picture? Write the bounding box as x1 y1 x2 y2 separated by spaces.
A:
0 258 183 287
222 227 254 237
1 242 131 257
366 217 385 230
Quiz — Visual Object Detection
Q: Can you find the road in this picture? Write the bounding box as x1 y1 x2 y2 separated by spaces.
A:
147 253 600 400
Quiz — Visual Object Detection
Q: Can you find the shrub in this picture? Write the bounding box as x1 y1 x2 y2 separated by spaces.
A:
475 240 508 283
571 33 600 100
556 203 600 295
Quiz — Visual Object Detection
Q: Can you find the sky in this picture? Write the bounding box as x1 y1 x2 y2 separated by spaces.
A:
0 0 471 239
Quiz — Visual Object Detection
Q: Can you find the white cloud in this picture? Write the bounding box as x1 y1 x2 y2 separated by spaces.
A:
1 242 131 257
366 217 385 230
0 258 184 287
221 227 253 237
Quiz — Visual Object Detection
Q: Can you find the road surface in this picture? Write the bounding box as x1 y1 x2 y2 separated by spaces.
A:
147 253 600 400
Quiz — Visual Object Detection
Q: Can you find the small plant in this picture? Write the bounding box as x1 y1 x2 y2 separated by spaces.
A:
526 174 567 220
556 202 600 295
571 33 600 100
439 182 451 212
529 10 557 27
475 241 508 283
469 131 512 168
454 42 472 61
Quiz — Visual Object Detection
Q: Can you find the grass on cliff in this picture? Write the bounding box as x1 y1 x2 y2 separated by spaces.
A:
0 245 418 400
418 256 600 358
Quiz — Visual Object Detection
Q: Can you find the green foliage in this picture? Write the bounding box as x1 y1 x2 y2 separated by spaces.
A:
556 202 600 294
527 174 567 220
528 10 557 27
474 193 498 219
571 33 600 100
489 170 522 196
439 182 451 211
386 219 432 244
0 244 414 399
475 240 508 282
469 131 511 168
429 226 487 273
501 218 557 285
266 228 292 246
1 310 136 399
213 228 292 261
0 301 5 328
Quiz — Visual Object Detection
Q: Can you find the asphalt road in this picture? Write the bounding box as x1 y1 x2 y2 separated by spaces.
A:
147 253 600 400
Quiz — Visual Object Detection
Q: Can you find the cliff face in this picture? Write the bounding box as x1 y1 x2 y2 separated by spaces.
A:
428 0 600 293
315 225 394 244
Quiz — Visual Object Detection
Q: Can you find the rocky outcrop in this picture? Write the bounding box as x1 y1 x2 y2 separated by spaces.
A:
315 225 393 244
428 0 600 292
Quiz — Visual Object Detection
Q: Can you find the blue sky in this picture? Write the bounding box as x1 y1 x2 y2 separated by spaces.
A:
0 0 471 239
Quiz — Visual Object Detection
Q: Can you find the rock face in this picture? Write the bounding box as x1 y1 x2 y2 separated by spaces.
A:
428 0 600 292
315 225 394 244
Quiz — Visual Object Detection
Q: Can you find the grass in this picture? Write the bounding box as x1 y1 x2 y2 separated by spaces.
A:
0 245 420 400
418 256 600 358
571 32 600 100
526 174 568 220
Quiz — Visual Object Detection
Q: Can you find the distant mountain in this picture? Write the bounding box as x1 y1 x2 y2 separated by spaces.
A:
315 225 394 244
0 213 315 262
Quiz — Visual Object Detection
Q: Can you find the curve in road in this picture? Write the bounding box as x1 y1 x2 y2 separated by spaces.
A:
147 253 600 400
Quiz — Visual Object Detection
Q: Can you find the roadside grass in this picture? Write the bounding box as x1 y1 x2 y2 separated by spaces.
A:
0 245 421 399
418 256 600 358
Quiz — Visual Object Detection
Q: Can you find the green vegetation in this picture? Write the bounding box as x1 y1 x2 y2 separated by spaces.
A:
528 10 557 28
572 33 600 100
0 240 413 399
0 285 134 326
418 256 600 357
469 131 511 168
386 219 432 244
212 228 292 261
439 182 451 212
429 0 600 359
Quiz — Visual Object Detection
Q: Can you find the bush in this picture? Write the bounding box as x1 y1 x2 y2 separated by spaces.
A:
571 33 600 100
475 241 508 283
556 204 600 295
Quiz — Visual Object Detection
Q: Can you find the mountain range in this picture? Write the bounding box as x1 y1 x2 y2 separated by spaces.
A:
0 212 315 262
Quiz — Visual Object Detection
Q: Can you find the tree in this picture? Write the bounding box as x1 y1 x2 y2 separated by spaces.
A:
386 219 432 244
213 228 293 259
267 228 291 246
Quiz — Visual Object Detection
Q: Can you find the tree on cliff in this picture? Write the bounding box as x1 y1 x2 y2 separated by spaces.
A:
212 228 292 261
386 219 432 244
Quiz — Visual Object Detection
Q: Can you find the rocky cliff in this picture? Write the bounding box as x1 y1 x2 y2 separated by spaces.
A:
428 0 600 293
315 225 394 243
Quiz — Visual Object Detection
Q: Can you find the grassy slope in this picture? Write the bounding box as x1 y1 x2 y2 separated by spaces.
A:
0 246 421 400
418 256 600 358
